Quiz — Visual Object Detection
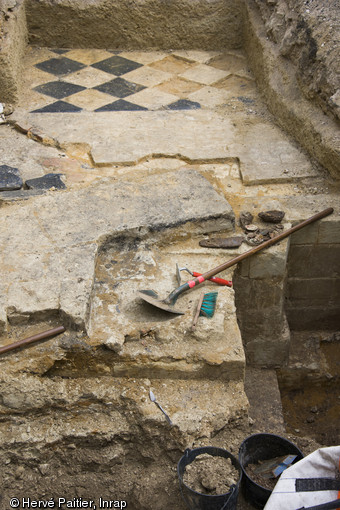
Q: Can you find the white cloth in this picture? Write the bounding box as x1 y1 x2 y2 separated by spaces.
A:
264 446 340 510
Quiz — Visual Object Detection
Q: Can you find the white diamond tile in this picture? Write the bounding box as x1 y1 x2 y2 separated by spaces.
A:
130 88 178 110
180 64 230 85
67 89 115 111
65 49 114 65
188 86 233 108
66 67 114 88
118 51 169 65
172 50 222 64
123 66 172 87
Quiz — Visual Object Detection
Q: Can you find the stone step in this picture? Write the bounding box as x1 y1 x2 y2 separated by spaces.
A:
87 241 245 383
0 374 248 446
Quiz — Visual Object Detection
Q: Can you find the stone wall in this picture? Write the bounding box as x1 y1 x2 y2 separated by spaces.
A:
25 0 244 50
286 220 340 330
0 0 28 104
233 239 291 368
246 0 339 122
234 204 340 368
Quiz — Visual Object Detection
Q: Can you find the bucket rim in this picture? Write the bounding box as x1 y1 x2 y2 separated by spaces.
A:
238 432 304 491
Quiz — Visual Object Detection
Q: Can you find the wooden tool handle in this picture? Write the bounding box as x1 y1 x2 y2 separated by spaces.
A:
0 326 66 355
200 207 334 282
192 292 205 331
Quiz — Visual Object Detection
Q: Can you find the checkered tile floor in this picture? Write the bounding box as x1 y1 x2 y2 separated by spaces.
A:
21 48 255 113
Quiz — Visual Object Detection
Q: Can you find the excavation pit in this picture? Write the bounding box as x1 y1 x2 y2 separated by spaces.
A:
0 0 339 509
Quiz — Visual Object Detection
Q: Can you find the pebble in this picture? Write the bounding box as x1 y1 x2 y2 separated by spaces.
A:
38 463 50 476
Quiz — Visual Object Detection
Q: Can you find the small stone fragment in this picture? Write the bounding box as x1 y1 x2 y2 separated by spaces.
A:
258 210 285 223
0 165 23 191
239 211 253 229
38 463 50 476
199 236 244 249
245 224 259 232
246 234 266 245
25 173 66 190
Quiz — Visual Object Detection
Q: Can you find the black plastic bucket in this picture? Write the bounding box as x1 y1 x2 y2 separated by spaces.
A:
177 447 242 510
238 433 304 509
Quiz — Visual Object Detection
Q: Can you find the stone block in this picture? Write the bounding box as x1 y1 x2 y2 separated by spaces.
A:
235 276 285 311
237 123 317 185
0 189 45 203
248 239 289 278
244 316 290 367
290 222 319 245
287 306 340 331
0 164 23 191
287 278 339 307
7 279 60 323
237 306 286 342
25 173 66 190
318 220 340 244
238 258 250 277
288 244 340 278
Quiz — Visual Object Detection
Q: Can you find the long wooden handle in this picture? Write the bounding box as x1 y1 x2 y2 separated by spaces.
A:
0 326 65 356
199 207 334 281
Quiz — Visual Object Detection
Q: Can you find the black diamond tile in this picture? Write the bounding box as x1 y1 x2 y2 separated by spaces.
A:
166 99 201 110
50 49 70 54
34 81 86 99
95 99 148 112
94 78 145 98
91 55 143 76
35 57 86 76
31 101 82 113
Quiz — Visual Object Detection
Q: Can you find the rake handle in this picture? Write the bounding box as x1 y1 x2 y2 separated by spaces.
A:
166 207 333 304
197 207 334 282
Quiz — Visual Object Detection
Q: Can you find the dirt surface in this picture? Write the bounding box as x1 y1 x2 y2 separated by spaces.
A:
183 453 239 495
245 462 280 492
281 380 340 446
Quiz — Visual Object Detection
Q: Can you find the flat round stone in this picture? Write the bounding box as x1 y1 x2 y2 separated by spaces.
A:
245 224 259 232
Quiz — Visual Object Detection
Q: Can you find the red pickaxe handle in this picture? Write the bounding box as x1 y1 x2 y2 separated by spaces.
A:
192 272 232 287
